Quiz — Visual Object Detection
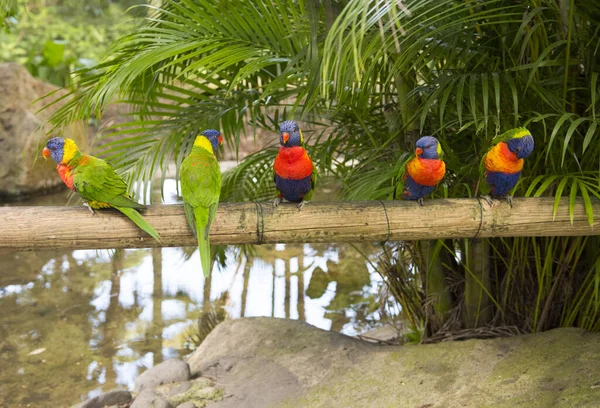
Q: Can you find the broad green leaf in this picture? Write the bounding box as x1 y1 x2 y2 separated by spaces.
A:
569 178 579 225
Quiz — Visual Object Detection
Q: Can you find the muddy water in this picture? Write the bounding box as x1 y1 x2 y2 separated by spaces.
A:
0 187 388 407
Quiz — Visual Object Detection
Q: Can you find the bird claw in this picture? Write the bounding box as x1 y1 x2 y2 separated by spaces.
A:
505 195 514 208
83 202 95 215
297 200 310 210
273 197 283 208
481 195 494 207
417 198 424 207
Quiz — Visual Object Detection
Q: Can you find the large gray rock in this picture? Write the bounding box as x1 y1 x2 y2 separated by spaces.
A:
0 63 88 198
176 403 197 408
130 390 172 408
134 359 191 393
79 389 131 408
188 317 600 408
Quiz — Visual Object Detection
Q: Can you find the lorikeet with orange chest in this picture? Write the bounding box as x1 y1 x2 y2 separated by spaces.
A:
400 136 446 206
42 137 160 241
273 120 317 210
481 128 534 207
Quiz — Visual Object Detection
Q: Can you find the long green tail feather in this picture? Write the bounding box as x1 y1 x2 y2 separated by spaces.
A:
115 206 161 242
194 206 211 277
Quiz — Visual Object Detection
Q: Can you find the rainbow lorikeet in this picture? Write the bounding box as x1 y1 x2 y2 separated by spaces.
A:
273 120 317 210
400 136 446 206
42 137 160 241
481 128 534 207
180 130 223 277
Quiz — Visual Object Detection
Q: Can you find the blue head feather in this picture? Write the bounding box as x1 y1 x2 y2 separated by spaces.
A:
415 136 441 159
507 135 534 159
45 137 65 164
279 120 303 147
200 129 223 154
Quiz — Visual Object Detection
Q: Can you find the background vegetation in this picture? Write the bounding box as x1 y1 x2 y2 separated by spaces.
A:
20 0 600 340
1 0 144 86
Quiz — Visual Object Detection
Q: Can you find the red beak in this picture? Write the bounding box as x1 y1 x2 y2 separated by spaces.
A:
415 147 423 156
282 132 290 144
42 147 51 159
218 134 224 145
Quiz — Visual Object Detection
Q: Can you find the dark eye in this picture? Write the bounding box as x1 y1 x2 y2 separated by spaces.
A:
426 145 432 149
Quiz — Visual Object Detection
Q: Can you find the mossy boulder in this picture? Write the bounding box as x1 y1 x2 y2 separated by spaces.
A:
188 317 600 408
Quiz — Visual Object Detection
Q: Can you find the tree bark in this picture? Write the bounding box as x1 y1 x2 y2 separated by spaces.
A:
0 198 598 250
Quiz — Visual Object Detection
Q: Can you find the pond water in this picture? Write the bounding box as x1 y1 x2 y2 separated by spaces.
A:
0 185 390 407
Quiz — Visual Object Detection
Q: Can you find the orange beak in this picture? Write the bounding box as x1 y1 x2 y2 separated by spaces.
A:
42 147 51 159
218 134 224 145
415 147 423 156
282 132 290 144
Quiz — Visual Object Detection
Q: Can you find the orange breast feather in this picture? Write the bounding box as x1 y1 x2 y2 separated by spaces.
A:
274 146 313 180
484 142 523 174
406 157 445 187
57 164 75 191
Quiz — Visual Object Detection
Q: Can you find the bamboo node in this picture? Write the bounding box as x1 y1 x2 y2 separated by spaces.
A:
377 200 391 243
474 197 484 239
253 201 265 244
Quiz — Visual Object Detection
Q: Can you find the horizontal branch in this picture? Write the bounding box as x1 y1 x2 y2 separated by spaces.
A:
1 198 598 251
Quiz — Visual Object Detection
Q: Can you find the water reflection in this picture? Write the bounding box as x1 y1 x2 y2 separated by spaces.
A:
0 189 386 407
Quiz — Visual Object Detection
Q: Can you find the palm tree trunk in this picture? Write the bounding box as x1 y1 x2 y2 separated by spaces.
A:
297 253 306 321
151 247 163 363
465 239 492 328
203 265 212 310
284 260 291 319
271 260 276 317
422 240 453 334
240 258 251 317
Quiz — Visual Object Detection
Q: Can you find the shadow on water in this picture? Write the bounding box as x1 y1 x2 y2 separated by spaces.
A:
0 188 389 407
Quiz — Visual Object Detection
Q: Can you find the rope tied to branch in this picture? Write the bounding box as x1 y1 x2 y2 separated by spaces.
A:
473 197 484 239
253 201 265 244
377 200 391 243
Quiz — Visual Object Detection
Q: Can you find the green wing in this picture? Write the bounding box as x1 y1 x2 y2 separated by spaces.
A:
72 155 143 209
303 163 318 201
180 147 221 277
180 147 221 215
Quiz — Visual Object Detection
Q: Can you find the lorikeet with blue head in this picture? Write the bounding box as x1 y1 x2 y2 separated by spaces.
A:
42 137 160 241
273 120 317 210
400 136 446 206
481 128 534 207
180 129 223 277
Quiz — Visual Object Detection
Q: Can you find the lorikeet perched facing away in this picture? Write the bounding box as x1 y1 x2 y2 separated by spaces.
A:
482 128 534 207
180 129 223 277
42 137 160 241
273 120 317 210
401 136 446 206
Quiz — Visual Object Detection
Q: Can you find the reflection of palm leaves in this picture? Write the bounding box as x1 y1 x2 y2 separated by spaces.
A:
185 291 229 350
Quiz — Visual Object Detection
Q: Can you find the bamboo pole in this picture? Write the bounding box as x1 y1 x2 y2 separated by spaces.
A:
1 197 598 251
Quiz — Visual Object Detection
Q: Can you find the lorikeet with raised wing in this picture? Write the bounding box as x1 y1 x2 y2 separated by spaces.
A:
42 137 160 241
180 129 223 277
482 128 534 207
273 120 317 210
400 136 446 206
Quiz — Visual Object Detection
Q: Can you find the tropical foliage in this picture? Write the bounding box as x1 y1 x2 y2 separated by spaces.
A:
0 0 142 86
44 0 600 340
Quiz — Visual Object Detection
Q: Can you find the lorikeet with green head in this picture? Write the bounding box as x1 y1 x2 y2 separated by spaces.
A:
481 128 534 207
42 137 160 241
180 129 223 277
399 136 446 206
273 120 317 210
